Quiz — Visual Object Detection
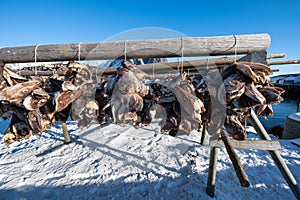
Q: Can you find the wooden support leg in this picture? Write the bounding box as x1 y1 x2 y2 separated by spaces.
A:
221 130 250 187
249 109 300 199
206 146 218 197
200 122 206 145
61 121 71 144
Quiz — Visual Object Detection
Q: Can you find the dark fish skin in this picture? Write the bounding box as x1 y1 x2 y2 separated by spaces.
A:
259 88 284 104
259 104 274 120
224 115 246 140
224 73 246 101
222 64 237 80
255 104 267 116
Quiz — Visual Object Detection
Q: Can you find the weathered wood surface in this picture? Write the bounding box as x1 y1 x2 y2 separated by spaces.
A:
61 121 71 144
237 51 267 64
13 52 277 77
206 147 218 197
267 53 286 59
0 34 271 63
267 59 300 65
12 50 289 78
210 138 282 150
220 130 250 187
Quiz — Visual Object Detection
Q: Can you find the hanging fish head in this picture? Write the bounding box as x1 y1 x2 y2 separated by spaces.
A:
23 89 50 110
85 100 99 119
3 80 41 105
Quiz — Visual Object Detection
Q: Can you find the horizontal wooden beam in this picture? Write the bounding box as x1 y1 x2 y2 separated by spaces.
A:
267 53 286 59
267 60 300 65
210 138 282 150
0 33 271 63
15 53 290 77
13 56 236 77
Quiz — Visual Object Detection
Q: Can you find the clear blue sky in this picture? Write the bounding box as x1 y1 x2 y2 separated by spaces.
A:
1 0 300 75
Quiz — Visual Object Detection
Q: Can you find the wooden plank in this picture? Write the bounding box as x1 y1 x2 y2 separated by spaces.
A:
210 138 282 150
0 34 271 63
248 110 300 199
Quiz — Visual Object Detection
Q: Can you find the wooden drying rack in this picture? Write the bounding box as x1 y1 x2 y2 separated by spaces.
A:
0 33 299 199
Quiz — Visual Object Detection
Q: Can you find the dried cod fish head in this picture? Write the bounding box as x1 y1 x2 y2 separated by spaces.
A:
3 66 28 86
62 81 78 91
23 89 50 110
55 90 80 112
224 73 246 101
259 87 284 104
4 121 33 145
235 63 259 82
244 82 266 104
85 100 99 119
237 62 273 76
3 80 41 105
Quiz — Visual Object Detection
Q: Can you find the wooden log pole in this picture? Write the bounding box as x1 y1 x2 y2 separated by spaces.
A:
267 60 300 66
12 52 285 77
267 53 286 59
220 130 250 187
13 56 231 77
200 122 207 145
61 121 71 144
206 146 219 197
248 109 300 199
0 34 271 63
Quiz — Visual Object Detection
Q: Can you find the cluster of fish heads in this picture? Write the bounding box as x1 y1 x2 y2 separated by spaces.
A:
222 62 284 140
0 61 99 145
96 61 209 137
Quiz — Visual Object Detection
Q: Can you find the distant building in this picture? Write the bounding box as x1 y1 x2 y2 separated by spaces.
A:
270 73 300 85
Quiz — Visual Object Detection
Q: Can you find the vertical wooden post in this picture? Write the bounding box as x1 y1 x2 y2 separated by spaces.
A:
61 121 71 144
248 110 300 199
200 122 206 145
206 146 218 197
237 51 267 64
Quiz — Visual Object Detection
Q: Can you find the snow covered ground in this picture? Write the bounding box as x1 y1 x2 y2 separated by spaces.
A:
0 118 299 200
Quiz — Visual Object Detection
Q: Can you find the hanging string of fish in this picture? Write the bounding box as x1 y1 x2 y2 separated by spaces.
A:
0 60 284 145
